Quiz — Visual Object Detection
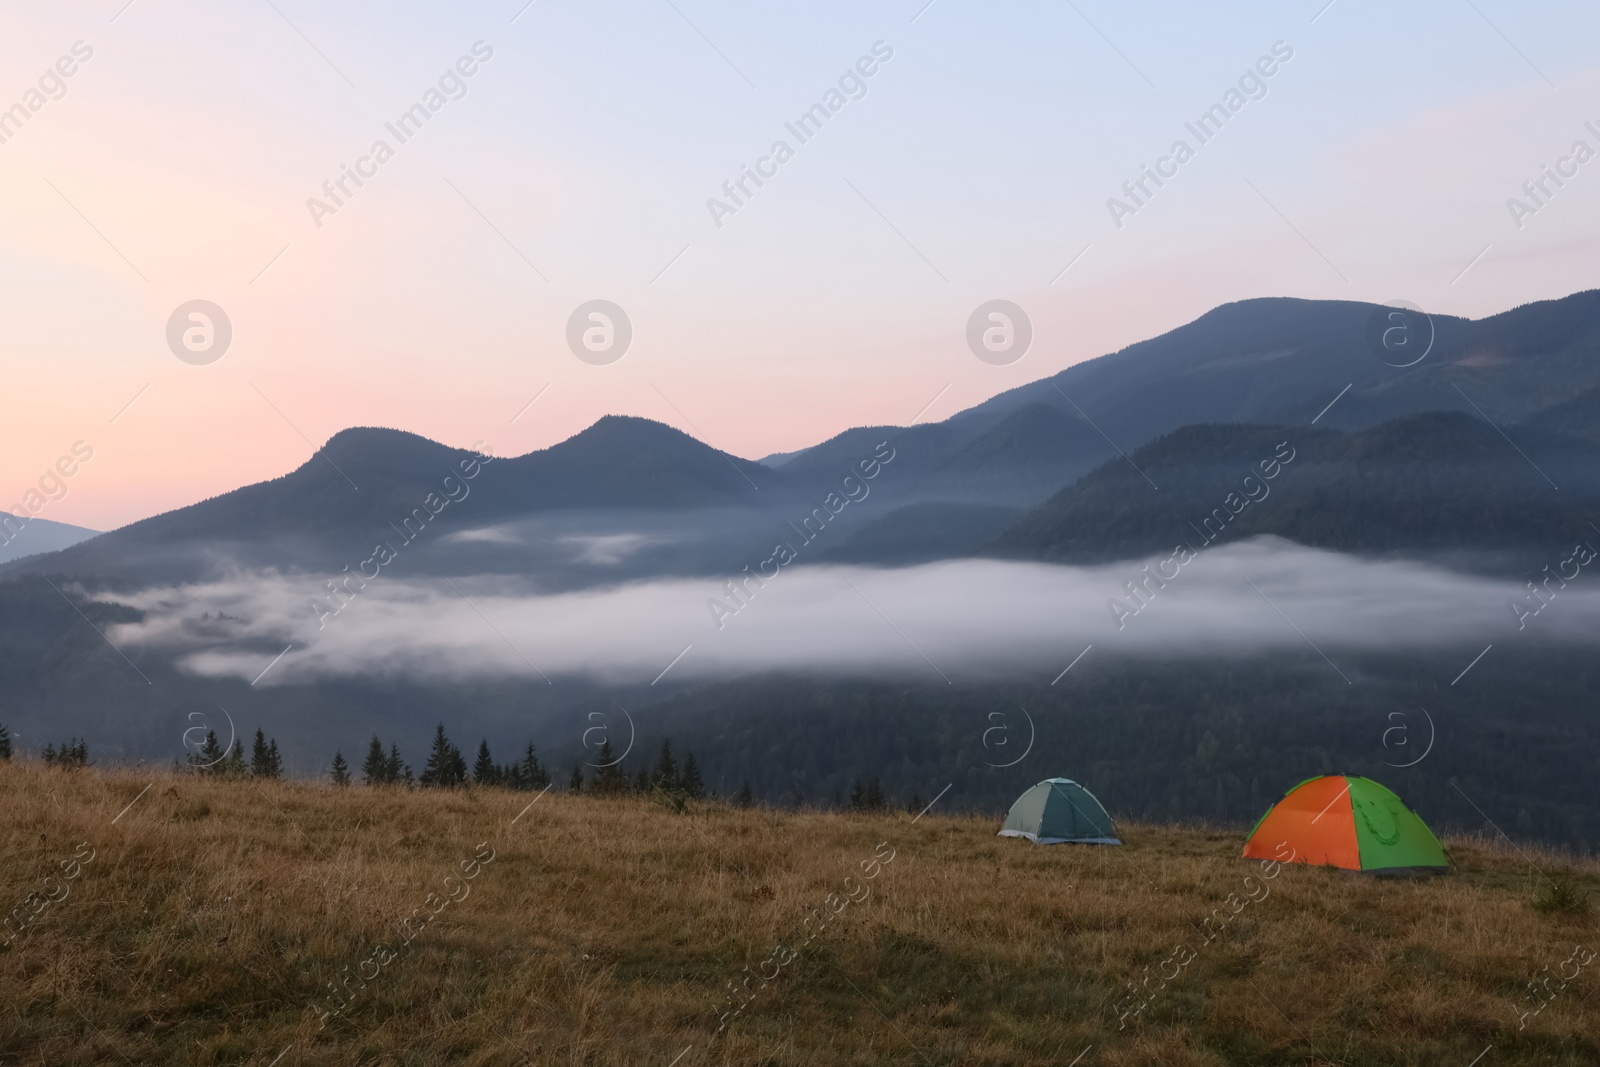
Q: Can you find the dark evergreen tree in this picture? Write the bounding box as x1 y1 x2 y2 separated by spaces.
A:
401 763 415 788
592 741 626 793
634 765 651 792
569 764 584 793
266 739 283 779
190 729 225 774
362 736 387 785
45 738 89 768
520 741 549 789
330 751 351 786
251 729 271 776
421 724 465 788
736 782 754 808
653 740 678 791
848 778 864 810
224 739 246 778
680 752 705 800
473 739 497 786
386 743 403 784
864 778 885 811
0 721 11 760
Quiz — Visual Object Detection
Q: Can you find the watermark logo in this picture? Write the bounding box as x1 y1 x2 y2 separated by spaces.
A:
1381 707 1434 768
1364 300 1433 368
981 707 1035 768
581 708 634 766
181 706 235 769
166 300 232 365
966 300 1032 365
566 300 631 365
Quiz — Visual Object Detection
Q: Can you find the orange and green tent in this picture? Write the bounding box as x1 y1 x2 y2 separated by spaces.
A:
1242 774 1448 875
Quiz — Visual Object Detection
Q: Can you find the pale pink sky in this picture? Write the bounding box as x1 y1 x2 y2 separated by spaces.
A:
5 0 1598 530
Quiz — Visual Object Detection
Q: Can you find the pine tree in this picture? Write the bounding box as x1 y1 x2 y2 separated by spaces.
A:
864 778 885 811
680 752 705 800
386 743 403 784
0 722 11 761
362 736 386 785
849 779 864 810
421 724 465 788
653 740 678 791
473 740 497 786
266 739 283 779
330 751 351 786
593 740 625 794
45 738 89 768
401 763 415 788
520 741 548 789
569 765 583 792
191 729 225 775
224 739 246 778
736 782 754 808
251 729 271 776
634 765 650 793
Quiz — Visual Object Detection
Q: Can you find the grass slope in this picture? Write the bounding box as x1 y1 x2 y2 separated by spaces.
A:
2 763 1598 1066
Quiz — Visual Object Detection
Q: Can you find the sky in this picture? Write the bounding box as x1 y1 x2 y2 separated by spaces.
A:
5 0 1600 530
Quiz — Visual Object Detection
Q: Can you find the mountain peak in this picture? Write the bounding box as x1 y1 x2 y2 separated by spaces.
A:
572 414 703 446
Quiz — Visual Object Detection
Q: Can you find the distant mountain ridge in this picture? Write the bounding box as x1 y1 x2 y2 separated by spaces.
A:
8 289 1600 585
0 516 99 565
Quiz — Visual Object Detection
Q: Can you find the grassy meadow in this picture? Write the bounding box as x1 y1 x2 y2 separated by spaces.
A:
1 761 1597 1066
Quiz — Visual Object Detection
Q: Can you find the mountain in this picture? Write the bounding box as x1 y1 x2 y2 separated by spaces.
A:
0 418 786 585
12 290 1600 587
483 415 777 508
6 292 1600 860
784 290 1600 482
0 516 98 564
991 412 1600 569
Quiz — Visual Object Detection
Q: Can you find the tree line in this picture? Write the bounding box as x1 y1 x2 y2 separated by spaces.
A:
0 723 92 769
342 726 750 808
0 720 755 808
185 728 285 778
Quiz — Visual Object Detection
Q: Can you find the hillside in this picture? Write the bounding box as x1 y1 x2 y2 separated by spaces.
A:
992 413 1600 567
2 762 1596 1065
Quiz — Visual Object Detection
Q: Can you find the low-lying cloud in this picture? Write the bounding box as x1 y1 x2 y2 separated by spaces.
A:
97 538 1600 687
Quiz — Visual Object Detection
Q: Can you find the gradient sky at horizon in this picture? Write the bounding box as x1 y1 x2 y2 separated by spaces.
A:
5 0 1600 529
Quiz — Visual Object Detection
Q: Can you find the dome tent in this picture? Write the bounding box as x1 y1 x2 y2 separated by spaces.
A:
1243 774 1449 875
998 778 1121 845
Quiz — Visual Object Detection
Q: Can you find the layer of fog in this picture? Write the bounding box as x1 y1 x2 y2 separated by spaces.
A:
97 538 1600 687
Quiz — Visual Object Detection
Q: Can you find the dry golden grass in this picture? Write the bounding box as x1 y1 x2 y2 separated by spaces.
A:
1 761 1598 1066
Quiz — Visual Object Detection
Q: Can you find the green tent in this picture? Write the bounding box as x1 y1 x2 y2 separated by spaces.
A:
998 778 1121 845
1242 774 1449 875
